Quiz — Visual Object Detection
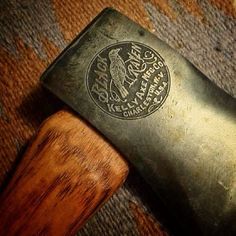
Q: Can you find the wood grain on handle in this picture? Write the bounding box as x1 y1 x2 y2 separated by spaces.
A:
0 110 128 236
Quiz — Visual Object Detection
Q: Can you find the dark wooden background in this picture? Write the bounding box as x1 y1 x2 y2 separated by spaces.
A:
0 0 235 235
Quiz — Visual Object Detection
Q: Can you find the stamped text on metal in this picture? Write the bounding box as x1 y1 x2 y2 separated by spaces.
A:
86 42 170 119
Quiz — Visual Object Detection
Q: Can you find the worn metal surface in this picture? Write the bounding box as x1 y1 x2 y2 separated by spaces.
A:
41 8 236 235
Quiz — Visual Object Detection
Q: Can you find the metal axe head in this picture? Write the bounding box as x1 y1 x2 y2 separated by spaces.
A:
41 8 236 235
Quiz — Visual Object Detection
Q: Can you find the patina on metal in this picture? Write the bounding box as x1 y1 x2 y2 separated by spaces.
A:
41 8 236 235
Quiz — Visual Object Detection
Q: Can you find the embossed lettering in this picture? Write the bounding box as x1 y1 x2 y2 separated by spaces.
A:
87 42 170 119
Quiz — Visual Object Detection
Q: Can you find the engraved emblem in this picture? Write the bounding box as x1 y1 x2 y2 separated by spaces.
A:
86 42 170 119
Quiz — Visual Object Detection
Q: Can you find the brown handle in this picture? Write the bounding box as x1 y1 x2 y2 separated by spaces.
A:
0 110 128 236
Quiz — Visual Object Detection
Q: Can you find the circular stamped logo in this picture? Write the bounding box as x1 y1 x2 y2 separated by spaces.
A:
86 42 170 119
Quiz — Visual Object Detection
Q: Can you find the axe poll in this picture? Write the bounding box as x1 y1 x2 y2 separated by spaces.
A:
0 8 235 236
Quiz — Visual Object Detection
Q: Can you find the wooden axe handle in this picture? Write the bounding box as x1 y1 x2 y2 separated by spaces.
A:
0 110 129 236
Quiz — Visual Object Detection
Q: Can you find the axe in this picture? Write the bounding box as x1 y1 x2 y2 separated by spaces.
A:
0 8 235 236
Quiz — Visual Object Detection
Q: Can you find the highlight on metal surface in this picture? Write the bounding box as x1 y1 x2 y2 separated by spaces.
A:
41 8 236 236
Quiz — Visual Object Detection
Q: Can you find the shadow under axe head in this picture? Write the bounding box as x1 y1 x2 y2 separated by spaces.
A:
41 8 236 236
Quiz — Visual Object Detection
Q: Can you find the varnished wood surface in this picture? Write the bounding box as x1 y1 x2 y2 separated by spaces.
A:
0 110 128 236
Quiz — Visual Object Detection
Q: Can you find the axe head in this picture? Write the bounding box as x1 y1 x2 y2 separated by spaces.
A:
41 8 236 235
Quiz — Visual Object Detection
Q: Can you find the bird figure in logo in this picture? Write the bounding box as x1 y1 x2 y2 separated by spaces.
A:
109 48 129 99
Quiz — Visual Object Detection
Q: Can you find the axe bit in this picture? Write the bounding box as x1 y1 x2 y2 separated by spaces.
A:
0 8 236 236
